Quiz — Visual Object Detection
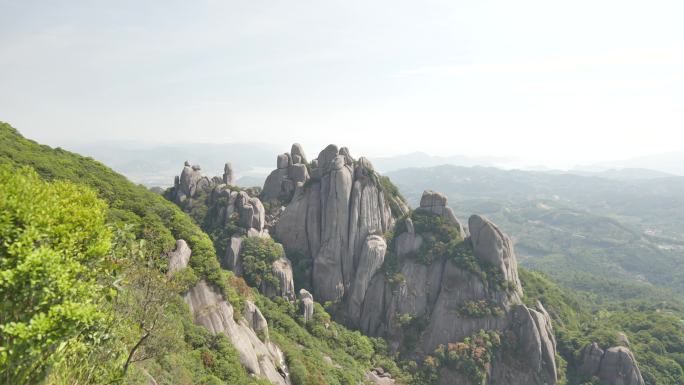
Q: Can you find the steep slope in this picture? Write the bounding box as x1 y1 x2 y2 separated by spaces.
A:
0 122 415 385
237 144 560 385
160 141 667 385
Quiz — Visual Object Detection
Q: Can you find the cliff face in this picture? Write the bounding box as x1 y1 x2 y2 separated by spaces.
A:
265 144 558 385
167 241 291 385
168 143 646 385
267 145 408 303
171 161 296 301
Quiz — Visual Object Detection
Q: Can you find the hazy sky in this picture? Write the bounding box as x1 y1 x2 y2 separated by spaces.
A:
1 0 683 168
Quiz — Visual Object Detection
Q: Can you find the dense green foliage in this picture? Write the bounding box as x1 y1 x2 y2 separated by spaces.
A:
433 330 503 384
520 269 684 385
0 122 268 384
457 300 504 318
0 167 114 384
241 236 285 289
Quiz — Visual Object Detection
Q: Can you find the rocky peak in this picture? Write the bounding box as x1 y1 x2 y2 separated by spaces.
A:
223 162 235 185
269 144 408 303
171 162 295 301
416 190 467 238
261 146 311 203
265 144 558 385
469 214 523 300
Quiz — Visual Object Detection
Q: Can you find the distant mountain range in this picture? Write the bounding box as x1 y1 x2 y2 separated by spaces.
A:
577 151 684 176
368 151 515 172
67 142 684 189
67 141 279 187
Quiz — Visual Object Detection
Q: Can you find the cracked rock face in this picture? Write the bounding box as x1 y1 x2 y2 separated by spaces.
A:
299 289 315 323
270 144 408 304
268 152 558 385
580 343 645 385
172 162 295 301
168 241 291 385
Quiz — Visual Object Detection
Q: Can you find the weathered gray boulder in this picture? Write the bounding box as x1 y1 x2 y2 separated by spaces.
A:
264 257 296 300
223 162 235 185
262 168 290 202
277 153 291 169
288 164 309 184
469 214 522 300
236 192 265 232
347 235 387 321
317 144 339 174
599 347 644 385
261 146 311 202
244 300 269 340
177 164 202 201
224 235 244 273
416 190 466 237
291 143 307 164
274 183 310 254
167 239 191 275
365 370 395 385
580 343 644 385
169 241 290 385
184 280 290 385
299 289 315 323
580 342 604 375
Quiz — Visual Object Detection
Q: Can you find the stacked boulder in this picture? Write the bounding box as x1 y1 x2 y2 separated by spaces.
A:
579 342 644 385
268 144 409 304
172 162 295 300
167 241 291 385
416 190 467 238
261 143 310 203
270 159 558 385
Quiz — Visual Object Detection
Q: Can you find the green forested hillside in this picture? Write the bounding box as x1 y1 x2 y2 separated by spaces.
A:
0 122 413 385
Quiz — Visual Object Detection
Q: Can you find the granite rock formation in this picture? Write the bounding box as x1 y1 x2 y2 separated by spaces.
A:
171 162 295 300
268 144 409 303
299 289 315 323
261 143 311 203
580 343 645 385
263 146 558 384
168 240 291 385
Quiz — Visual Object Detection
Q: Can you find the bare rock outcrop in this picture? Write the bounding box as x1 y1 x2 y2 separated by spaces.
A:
167 239 191 275
223 162 235 185
168 241 291 385
299 289 315 323
262 145 311 203
263 257 296 300
269 144 408 304
380 209 556 385
365 369 395 385
416 190 466 238
269 168 557 385
580 343 645 385
171 162 295 300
